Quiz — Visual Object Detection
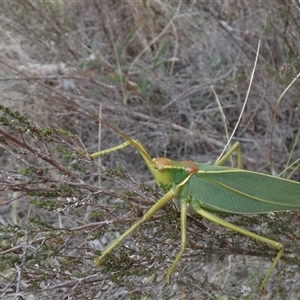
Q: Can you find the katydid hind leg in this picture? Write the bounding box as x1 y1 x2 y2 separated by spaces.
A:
216 142 242 168
195 207 284 292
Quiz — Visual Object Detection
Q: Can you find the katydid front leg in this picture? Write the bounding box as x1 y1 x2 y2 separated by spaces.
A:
90 141 132 158
95 187 179 266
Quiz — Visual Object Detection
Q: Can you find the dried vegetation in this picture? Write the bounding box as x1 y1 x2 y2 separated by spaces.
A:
0 1 300 299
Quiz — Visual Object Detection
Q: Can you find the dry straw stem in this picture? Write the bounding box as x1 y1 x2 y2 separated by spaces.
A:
215 39 262 164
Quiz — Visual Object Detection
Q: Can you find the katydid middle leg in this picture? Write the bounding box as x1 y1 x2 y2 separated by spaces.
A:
166 199 188 284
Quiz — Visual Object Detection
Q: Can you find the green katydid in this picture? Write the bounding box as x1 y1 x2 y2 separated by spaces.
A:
90 132 300 292
1 60 299 293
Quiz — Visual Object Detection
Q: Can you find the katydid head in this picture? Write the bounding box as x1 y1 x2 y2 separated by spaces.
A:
151 157 199 189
